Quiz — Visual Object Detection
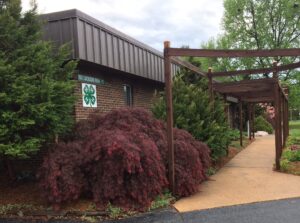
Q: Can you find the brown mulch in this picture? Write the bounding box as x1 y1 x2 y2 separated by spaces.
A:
0 174 95 212
0 175 44 207
0 139 254 218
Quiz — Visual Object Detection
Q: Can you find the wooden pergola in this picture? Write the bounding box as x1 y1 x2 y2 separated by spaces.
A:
163 41 300 193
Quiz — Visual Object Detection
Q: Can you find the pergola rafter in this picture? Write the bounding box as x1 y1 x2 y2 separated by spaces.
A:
163 41 299 194
171 57 206 77
166 47 300 57
211 61 300 77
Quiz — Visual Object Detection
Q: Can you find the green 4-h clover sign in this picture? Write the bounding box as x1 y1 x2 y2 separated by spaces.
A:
82 83 97 107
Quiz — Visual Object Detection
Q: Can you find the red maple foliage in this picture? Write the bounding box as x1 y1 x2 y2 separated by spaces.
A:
38 108 211 210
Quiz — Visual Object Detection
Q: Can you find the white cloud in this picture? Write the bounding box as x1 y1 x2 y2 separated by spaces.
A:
21 0 224 51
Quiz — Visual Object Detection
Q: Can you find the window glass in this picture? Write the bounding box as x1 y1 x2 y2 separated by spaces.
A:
123 84 133 106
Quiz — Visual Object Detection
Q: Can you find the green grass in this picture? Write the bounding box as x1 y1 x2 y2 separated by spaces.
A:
149 191 175 211
290 120 300 137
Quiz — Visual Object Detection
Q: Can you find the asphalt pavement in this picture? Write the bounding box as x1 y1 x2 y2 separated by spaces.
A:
2 198 300 223
181 197 300 223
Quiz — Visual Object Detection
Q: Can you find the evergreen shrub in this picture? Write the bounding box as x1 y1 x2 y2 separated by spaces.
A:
152 75 231 160
0 1 77 159
254 116 273 134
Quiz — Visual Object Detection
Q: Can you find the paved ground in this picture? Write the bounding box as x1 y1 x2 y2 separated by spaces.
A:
107 198 300 222
174 135 300 212
3 198 300 223
181 197 300 223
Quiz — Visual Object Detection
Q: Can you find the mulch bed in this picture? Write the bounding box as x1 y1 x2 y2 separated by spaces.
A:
0 139 254 221
0 174 102 220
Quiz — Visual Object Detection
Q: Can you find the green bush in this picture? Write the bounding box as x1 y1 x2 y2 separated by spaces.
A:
287 135 300 147
280 159 290 172
282 149 300 162
228 129 240 141
254 116 273 134
152 74 231 161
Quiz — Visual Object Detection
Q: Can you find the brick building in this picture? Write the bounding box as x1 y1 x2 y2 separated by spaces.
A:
41 9 179 120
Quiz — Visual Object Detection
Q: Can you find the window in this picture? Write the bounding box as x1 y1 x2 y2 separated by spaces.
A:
123 84 133 106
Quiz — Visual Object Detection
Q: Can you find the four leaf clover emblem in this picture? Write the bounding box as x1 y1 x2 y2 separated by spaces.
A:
83 84 96 107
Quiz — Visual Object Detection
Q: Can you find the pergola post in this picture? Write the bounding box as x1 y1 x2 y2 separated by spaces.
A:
286 99 289 137
208 67 214 103
273 61 281 170
283 96 287 147
248 103 252 140
274 83 280 170
284 95 286 148
251 104 255 139
286 98 288 141
239 100 243 147
163 41 175 193
283 93 289 143
223 94 229 123
279 90 283 156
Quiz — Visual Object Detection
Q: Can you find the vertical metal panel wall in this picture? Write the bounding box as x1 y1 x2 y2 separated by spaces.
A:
42 17 78 58
76 18 167 82
41 9 179 83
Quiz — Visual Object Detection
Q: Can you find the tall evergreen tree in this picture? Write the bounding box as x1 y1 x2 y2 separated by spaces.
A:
0 0 77 159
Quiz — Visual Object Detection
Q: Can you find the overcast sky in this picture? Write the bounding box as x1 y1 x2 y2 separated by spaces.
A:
22 0 224 51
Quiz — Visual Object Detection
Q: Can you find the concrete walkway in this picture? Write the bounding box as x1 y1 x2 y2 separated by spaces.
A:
174 135 300 212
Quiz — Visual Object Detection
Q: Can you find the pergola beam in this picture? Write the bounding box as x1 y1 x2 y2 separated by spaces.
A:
231 91 273 98
212 79 276 94
241 97 274 103
213 84 272 94
166 48 300 58
171 57 207 77
211 61 300 77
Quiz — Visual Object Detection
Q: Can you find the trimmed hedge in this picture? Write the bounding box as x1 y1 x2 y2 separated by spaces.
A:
38 108 211 210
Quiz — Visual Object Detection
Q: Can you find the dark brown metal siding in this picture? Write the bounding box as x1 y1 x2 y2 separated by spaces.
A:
100 30 107 66
93 28 100 64
85 23 94 61
41 9 180 83
123 42 130 73
42 17 78 58
77 20 86 59
119 39 125 71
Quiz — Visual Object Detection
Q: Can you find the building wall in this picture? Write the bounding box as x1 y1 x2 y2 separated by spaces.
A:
74 62 163 120
0 63 163 176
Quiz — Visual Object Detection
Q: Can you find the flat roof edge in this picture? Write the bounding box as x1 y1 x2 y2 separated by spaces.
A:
40 9 164 57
